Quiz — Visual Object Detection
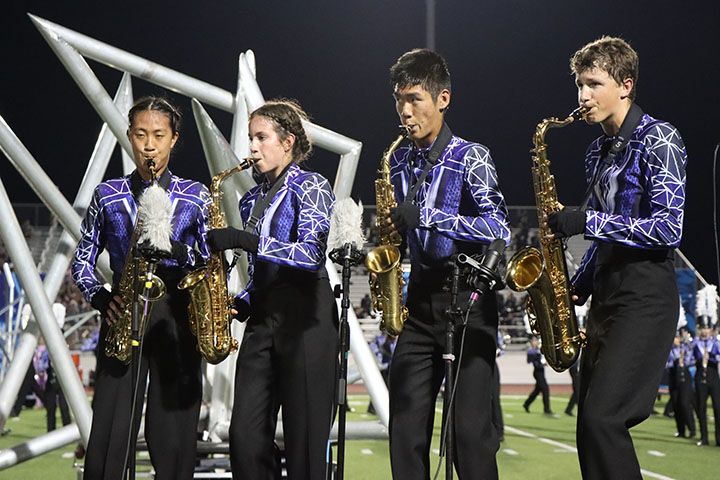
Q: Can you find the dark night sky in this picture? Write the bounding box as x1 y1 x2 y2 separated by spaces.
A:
1 1 719 282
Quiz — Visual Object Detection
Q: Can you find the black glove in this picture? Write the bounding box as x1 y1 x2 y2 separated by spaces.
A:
547 207 586 239
170 240 188 265
90 288 113 316
207 227 260 253
233 297 252 322
389 202 421 233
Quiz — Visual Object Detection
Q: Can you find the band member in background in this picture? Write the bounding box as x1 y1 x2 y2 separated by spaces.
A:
523 336 553 415
207 99 338 480
72 96 210 480
691 319 720 446
667 330 696 439
383 48 510 479
546 37 687 479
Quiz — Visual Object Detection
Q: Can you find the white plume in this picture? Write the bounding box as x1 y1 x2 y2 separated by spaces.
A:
137 183 173 253
677 300 687 329
327 198 365 251
695 284 718 327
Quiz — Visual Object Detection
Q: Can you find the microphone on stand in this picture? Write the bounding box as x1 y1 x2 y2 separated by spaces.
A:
328 198 366 267
456 238 506 311
326 198 366 480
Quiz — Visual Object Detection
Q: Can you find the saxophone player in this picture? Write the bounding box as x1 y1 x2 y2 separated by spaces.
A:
545 37 688 479
206 99 338 479
71 96 211 480
383 49 510 480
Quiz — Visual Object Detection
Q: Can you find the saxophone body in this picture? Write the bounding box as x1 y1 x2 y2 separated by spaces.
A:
504 107 588 372
178 158 256 364
365 128 409 336
104 163 166 364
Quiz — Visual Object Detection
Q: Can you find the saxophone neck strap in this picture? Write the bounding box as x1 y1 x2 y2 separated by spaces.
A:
244 163 292 233
406 122 453 204
580 103 644 210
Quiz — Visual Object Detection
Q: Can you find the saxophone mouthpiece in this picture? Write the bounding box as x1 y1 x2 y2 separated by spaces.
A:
239 157 258 170
571 106 590 121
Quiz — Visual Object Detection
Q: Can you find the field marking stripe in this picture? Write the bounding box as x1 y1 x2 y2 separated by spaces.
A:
504 426 576 452
505 426 676 480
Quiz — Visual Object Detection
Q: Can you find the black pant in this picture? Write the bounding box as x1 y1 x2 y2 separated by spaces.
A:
669 366 695 437
389 281 499 480
565 362 580 413
524 368 551 413
83 278 202 480
229 277 338 480
695 364 720 444
576 253 677 480
491 363 504 437
45 371 71 431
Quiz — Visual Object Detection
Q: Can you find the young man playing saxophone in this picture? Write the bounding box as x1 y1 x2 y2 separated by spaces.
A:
545 37 688 479
382 48 510 479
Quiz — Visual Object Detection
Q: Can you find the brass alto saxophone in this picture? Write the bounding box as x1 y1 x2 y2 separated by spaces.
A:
105 161 166 364
178 158 256 364
504 107 588 372
365 127 409 336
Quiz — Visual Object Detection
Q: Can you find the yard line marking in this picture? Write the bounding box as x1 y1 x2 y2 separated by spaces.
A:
640 470 675 480
505 425 677 480
361 449 373 455
503 449 518 455
648 451 666 457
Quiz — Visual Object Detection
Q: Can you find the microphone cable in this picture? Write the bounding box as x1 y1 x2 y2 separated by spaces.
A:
432 305 473 480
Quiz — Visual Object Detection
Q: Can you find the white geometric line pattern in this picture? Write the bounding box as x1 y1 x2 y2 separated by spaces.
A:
236 164 335 303
572 114 687 297
71 172 211 302
390 134 510 266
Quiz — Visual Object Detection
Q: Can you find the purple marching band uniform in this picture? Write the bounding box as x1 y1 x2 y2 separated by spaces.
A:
72 169 210 480
228 163 339 480
690 334 720 445
570 113 688 479
387 132 510 479
666 340 696 438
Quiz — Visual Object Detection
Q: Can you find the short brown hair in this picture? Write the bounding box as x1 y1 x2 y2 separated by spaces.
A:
570 36 639 101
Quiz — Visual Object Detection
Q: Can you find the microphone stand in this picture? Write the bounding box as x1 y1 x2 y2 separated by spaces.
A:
329 243 365 480
441 260 463 480
126 248 162 480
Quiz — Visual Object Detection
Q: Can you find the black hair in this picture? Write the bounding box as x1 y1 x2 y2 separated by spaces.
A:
389 48 451 100
128 96 182 135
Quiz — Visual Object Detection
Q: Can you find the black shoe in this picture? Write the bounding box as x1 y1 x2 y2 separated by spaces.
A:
523 403 530 413
543 411 555 416
689 432 696 438
565 410 574 417
697 440 709 446
674 432 685 438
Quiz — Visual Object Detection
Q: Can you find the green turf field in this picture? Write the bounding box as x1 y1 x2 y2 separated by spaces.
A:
1 393 717 479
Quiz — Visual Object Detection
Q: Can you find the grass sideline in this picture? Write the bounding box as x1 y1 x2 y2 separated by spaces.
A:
0 393 717 479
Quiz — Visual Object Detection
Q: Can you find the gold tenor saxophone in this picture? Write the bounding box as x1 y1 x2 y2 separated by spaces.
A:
105 162 166 364
178 158 256 364
504 107 588 372
365 127 409 336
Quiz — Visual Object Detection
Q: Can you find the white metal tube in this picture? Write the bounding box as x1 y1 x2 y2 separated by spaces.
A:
28 21 133 157
0 179 92 442
0 424 80 469
29 14 234 113
326 258 389 428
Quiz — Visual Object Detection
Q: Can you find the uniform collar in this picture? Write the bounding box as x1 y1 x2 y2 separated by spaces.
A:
130 168 172 200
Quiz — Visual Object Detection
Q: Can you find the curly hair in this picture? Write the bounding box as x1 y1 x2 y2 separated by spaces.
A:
570 36 639 101
250 99 312 164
